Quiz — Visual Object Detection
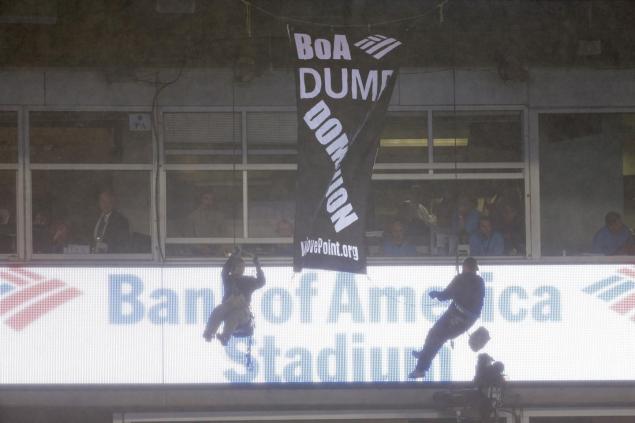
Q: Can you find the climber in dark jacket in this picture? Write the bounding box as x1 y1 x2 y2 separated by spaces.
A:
409 256 485 379
203 248 265 345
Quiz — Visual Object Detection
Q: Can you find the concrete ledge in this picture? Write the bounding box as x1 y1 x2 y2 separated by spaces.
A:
1 382 635 409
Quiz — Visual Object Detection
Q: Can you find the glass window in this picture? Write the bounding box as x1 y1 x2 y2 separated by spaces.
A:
247 170 295 254
247 112 297 164
369 179 525 257
0 171 16 254
433 111 522 162
165 171 243 238
0 111 18 163
31 171 151 254
540 113 635 256
30 112 152 163
378 112 428 163
163 112 241 164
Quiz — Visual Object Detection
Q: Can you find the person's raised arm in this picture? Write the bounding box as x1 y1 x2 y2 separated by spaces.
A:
222 246 241 280
430 275 459 301
252 255 266 289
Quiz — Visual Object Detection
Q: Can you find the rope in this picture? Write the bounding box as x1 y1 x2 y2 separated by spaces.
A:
150 66 184 261
231 71 238 250
450 4 460 275
231 54 251 370
246 331 254 370
241 0 440 28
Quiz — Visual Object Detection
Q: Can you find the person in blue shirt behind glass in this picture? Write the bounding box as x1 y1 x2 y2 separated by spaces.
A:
469 216 504 256
382 219 417 256
452 196 480 243
592 211 634 255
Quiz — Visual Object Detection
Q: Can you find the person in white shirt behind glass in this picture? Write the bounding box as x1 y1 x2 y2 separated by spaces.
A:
92 189 130 253
187 190 225 237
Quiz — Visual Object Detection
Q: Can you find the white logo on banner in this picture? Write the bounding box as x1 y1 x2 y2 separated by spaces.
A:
354 35 402 59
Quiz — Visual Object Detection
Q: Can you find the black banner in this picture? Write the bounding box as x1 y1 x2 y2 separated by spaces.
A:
291 28 402 273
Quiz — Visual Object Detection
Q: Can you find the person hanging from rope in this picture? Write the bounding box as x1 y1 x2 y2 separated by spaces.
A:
409 256 485 379
203 247 265 346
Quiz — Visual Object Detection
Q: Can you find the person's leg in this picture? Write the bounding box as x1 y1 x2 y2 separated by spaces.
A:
218 305 250 345
414 311 453 373
203 303 230 341
411 309 472 377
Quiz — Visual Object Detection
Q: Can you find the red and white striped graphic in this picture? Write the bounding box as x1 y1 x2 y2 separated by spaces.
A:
582 266 635 322
354 34 402 59
0 267 81 331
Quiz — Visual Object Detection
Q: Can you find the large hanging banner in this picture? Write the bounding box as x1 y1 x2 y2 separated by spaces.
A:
290 28 402 274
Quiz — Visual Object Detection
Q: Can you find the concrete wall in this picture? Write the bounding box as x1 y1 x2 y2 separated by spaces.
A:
2 67 635 108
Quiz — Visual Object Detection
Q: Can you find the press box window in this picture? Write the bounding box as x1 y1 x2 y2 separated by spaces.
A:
31 171 151 254
0 171 16 254
368 179 525 257
540 113 635 256
0 112 17 254
377 112 428 163
247 170 295 238
432 111 522 163
29 111 152 163
165 171 243 238
247 112 297 164
163 112 241 164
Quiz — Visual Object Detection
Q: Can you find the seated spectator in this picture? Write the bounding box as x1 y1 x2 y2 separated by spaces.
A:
50 221 71 253
592 211 634 255
452 196 480 243
33 211 73 254
383 220 417 256
187 191 225 237
92 189 130 253
32 210 74 254
469 216 504 256
495 202 525 255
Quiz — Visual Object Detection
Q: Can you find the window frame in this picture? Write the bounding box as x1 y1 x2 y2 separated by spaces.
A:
7 101 635 264
531 107 635 261
160 106 299 260
7 104 535 264
0 107 22 259
160 105 529 262
25 106 157 261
